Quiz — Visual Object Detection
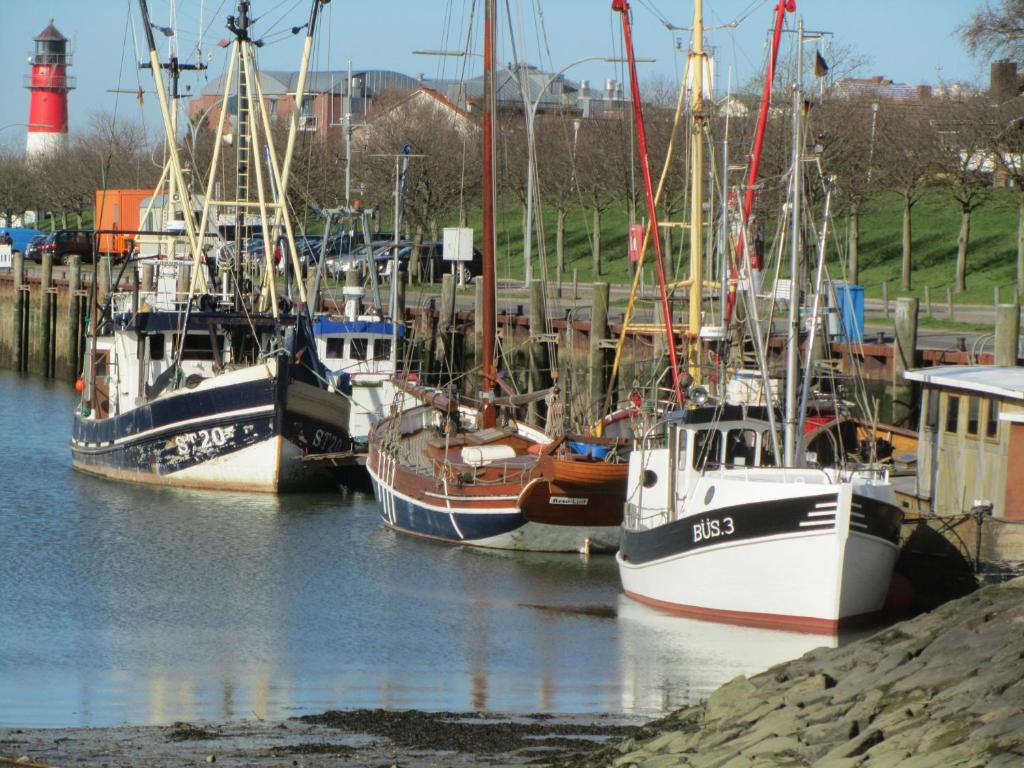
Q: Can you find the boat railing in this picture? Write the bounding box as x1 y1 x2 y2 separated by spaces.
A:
624 502 673 530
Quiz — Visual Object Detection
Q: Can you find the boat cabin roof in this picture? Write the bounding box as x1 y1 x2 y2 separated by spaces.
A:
665 404 775 427
904 366 1024 401
313 319 405 338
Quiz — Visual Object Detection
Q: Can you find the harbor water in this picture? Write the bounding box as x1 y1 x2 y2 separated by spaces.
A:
1 369 848 728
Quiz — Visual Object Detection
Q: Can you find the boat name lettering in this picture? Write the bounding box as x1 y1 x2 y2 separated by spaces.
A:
311 429 346 452
175 426 234 455
693 516 735 543
550 496 588 506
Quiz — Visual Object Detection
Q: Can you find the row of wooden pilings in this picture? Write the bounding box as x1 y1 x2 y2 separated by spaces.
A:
1 252 108 382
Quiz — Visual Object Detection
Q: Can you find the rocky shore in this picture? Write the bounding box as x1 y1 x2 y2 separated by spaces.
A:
571 576 1024 768
4 577 1023 767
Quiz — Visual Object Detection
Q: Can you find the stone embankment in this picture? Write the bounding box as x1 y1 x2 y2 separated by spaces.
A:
572 576 1024 768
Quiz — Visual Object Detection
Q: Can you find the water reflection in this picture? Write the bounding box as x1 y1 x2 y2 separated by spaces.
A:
615 598 839 714
0 371 872 727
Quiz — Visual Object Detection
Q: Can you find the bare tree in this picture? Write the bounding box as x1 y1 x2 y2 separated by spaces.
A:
812 97 881 283
874 104 939 291
359 92 480 283
574 117 630 277
929 98 994 293
959 0 1024 61
990 101 1024 294
534 115 581 280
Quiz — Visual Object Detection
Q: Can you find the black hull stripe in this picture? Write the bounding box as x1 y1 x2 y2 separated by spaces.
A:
620 492 902 566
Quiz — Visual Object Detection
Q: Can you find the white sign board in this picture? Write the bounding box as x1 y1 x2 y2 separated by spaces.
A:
443 227 473 262
0 244 11 270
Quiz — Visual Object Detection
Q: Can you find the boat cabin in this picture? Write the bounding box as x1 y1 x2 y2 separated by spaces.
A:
902 366 1024 519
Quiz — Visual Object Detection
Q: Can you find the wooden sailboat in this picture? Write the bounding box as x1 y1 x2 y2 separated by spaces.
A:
366 0 625 552
71 0 352 492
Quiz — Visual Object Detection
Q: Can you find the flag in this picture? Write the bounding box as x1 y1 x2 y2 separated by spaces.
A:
814 51 829 78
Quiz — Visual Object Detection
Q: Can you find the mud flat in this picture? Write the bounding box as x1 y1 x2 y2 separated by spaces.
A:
0 710 640 767
571 576 1024 767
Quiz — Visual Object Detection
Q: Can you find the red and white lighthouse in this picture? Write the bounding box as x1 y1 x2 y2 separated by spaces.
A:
25 21 75 157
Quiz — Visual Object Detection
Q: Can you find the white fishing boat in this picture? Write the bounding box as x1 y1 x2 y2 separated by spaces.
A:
614 0 902 632
71 0 351 492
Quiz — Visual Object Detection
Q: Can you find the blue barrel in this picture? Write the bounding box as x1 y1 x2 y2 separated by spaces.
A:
833 283 864 342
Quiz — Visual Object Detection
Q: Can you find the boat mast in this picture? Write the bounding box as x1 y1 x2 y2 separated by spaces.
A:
481 0 497 428
137 0 207 291
687 0 706 385
725 0 794 323
612 0 685 404
784 17 805 467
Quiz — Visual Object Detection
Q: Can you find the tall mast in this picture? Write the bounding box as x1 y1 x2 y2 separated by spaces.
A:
480 0 497 428
687 0 706 384
784 17 805 467
612 0 685 405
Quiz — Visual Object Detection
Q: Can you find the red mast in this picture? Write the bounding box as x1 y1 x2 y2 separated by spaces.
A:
726 0 794 322
26 20 75 157
480 0 498 428
612 0 685 405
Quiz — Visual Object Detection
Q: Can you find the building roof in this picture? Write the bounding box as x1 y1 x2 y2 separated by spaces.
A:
35 21 67 43
903 366 1024 400
198 69 421 98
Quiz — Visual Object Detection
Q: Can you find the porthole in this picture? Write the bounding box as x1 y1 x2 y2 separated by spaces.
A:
704 486 715 505
642 470 658 488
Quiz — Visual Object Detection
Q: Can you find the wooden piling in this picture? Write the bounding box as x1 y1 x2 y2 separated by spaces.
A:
527 279 550 423
995 304 1021 367
97 257 112 308
436 273 457 381
40 253 54 378
589 282 610 419
893 297 919 426
68 257 82 382
13 252 27 372
141 261 155 293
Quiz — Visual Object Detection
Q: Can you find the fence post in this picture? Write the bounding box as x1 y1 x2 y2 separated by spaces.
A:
882 280 889 319
924 285 932 318
946 285 954 322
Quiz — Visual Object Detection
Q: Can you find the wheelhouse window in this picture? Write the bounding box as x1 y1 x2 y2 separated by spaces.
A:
325 338 345 359
945 395 960 434
725 429 757 467
177 332 224 361
986 400 1000 441
373 339 392 361
149 333 165 361
349 338 368 361
693 429 723 469
967 396 980 436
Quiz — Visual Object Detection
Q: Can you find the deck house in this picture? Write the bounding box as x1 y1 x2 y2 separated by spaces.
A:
901 366 1024 520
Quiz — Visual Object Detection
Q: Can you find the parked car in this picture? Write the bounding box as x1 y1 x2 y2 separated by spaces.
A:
325 241 394 279
376 240 483 283
41 229 94 265
25 235 48 263
0 227 45 258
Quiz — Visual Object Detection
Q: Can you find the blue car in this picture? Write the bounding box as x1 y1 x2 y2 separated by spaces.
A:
0 227 45 256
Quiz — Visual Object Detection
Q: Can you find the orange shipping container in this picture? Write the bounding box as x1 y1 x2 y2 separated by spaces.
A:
95 188 153 256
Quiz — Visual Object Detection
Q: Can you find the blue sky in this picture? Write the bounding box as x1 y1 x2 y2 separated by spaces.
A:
0 1 990 146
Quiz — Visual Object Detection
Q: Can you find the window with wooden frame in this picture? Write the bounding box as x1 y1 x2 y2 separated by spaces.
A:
945 394 960 435
924 390 939 431
967 396 980 437
985 399 1001 442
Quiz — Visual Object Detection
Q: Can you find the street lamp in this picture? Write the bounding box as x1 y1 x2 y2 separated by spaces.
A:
413 50 653 284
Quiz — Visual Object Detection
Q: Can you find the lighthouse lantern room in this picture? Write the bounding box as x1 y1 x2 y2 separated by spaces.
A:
25 20 75 157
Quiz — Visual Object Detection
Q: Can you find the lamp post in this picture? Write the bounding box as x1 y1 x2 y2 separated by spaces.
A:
413 51 651 284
